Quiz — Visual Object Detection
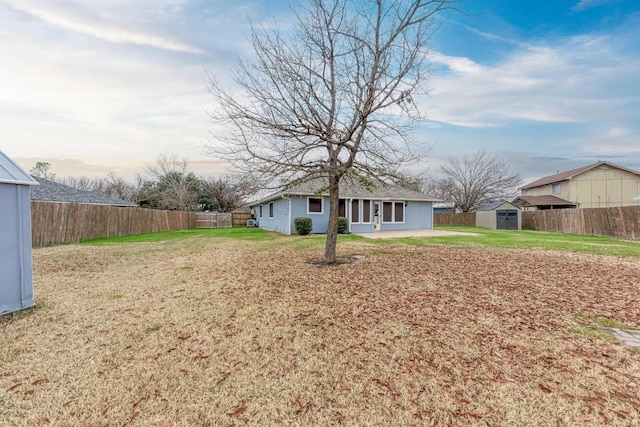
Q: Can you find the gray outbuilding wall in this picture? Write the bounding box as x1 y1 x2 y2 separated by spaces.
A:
0 151 38 315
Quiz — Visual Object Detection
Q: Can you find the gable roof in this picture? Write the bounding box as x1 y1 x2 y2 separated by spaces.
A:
30 176 138 207
520 161 640 190
512 195 576 208
0 151 38 186
477 200 519 211
251 177 440 206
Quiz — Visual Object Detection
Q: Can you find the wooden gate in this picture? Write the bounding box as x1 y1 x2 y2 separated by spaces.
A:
195 213 233 228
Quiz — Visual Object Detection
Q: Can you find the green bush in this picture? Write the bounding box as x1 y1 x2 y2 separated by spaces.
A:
294 217 312 235
338 216 349 234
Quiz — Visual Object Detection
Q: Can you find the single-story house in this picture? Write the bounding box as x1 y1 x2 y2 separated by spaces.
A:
31 176 138 207
249 179 439 234
476 200 521 230
519 161 640 209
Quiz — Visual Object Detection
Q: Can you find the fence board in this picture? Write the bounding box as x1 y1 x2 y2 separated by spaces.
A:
434 213 476 227
195 212 253 228
31 202 196 247
233 212 253 227
195 213 233 228
522 206 640 240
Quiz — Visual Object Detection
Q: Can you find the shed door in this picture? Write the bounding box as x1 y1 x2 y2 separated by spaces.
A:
496 210 518 230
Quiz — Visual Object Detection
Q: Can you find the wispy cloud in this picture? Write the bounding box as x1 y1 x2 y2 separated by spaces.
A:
423 31 639 130
2 0 207 54
571 0 619 12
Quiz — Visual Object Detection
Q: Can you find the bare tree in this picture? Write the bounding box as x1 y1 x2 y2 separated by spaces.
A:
138 153 201 210
57 175 97 191
207 0 459 263
439 150 522 212
200 175 259 212
57 173 135 201
102 172 135 201
30 162 56 180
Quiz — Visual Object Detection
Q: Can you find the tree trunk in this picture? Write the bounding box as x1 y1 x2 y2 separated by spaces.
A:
324 173 340 264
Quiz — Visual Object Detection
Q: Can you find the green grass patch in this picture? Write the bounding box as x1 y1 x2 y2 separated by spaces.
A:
576 313 638 330
574 325 618 342
405 226 640 257
81 227 276 245
80 225 640 257
573 313 639 346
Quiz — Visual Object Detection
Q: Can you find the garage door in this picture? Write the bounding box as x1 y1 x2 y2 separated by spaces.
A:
496 210 518 230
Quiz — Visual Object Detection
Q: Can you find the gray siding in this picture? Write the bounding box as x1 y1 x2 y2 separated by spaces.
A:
291 195 327 234
252 198 291 234
253 195 433 234
351 223 375 233
0 183 35 315
378 201 433 231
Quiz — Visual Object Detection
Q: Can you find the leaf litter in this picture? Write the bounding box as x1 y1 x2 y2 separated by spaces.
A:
0 239 638 426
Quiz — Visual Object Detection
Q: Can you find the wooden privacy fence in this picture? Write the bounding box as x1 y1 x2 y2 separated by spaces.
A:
31 201 196 247
195 212 232 228
194 212 253 228
522 206 640 240
232 212 253 227
434 212 476 227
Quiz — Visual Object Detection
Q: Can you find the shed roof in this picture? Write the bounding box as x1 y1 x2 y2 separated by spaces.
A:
477 200 519 211
250 177 440 206
520 161 640 190
0 151 38 186
31 177 138 207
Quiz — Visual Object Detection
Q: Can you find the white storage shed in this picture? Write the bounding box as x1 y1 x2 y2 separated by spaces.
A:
0 151 38 315
476 200 521 230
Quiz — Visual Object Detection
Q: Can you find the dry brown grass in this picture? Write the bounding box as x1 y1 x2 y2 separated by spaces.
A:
1 236 639 426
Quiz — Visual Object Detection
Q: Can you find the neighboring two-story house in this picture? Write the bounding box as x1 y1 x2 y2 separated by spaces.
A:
513 161 640 210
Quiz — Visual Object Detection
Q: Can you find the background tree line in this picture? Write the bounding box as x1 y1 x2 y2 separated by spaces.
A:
30 149 522 214
29 154 258 212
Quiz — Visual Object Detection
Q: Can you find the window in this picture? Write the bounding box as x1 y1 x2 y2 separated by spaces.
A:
552 183 560 194
351 199 360 223
259 205 263 218
362 200 371 223
308 197 323 214
394 202 404 222
382 201 404 223
383 202 393 222
338 199 346 217
268 202 274 218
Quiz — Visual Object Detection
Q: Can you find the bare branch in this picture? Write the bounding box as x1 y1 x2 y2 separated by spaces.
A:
206 0 459 262
438 150 523 212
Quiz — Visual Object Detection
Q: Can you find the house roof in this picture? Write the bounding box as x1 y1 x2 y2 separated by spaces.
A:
0 151 38 186
477 200 519 211
520 161 640 190
30 176 138 207
512 195 576 208
250 177 440 206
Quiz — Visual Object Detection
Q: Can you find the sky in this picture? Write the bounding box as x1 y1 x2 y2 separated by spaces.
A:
1 0 639 184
